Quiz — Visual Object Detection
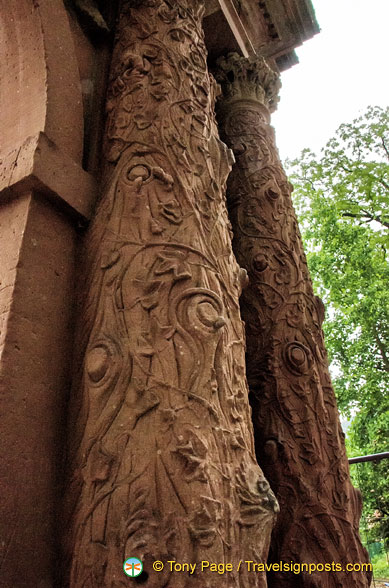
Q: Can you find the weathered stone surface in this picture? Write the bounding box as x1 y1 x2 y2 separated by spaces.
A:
63 4 277 587
215 53 371 588
0 193 76 588
0 1 89 586
0 0 84 160
0 133 96 221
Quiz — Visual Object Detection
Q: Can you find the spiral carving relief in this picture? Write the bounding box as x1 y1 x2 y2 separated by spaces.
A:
216 53 371 588
63 7 277 588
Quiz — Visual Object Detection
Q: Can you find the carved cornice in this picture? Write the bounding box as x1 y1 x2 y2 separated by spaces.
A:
203 0 319 71
215 53 281 113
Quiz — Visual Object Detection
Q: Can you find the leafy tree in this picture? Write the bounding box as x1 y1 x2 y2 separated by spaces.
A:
287 105 389 544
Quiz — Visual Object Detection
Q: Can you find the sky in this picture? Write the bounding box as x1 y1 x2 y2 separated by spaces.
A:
272 0 389 162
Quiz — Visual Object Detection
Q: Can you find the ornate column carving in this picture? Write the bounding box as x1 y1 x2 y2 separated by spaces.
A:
215 53 371 588
64 6 278 587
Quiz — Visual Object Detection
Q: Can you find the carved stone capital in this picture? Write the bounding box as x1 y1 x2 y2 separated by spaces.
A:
215 52 280 113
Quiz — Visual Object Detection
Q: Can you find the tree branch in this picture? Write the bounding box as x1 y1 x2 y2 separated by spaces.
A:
337 162 389 193
341 211 389 229
381 137 389 161
374 328 389 373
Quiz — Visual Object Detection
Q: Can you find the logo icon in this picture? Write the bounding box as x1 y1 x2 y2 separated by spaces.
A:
123 557 143 578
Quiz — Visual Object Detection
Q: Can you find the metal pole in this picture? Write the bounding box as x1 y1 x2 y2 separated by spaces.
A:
349 452 389 465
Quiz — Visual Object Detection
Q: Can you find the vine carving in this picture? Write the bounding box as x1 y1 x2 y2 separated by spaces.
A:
63 9 277 588
215 53 371 588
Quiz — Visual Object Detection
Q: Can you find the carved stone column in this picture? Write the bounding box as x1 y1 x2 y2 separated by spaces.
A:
64 5 278 587
215 53 371 588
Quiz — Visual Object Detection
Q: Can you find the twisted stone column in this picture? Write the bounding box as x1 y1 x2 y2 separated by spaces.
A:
63 7 277 588
215 53 371 588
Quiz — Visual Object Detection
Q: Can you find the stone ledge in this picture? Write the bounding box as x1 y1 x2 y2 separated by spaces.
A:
0 133 96 221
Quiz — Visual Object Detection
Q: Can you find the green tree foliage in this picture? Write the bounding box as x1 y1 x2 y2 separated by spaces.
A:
288 106 389 544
